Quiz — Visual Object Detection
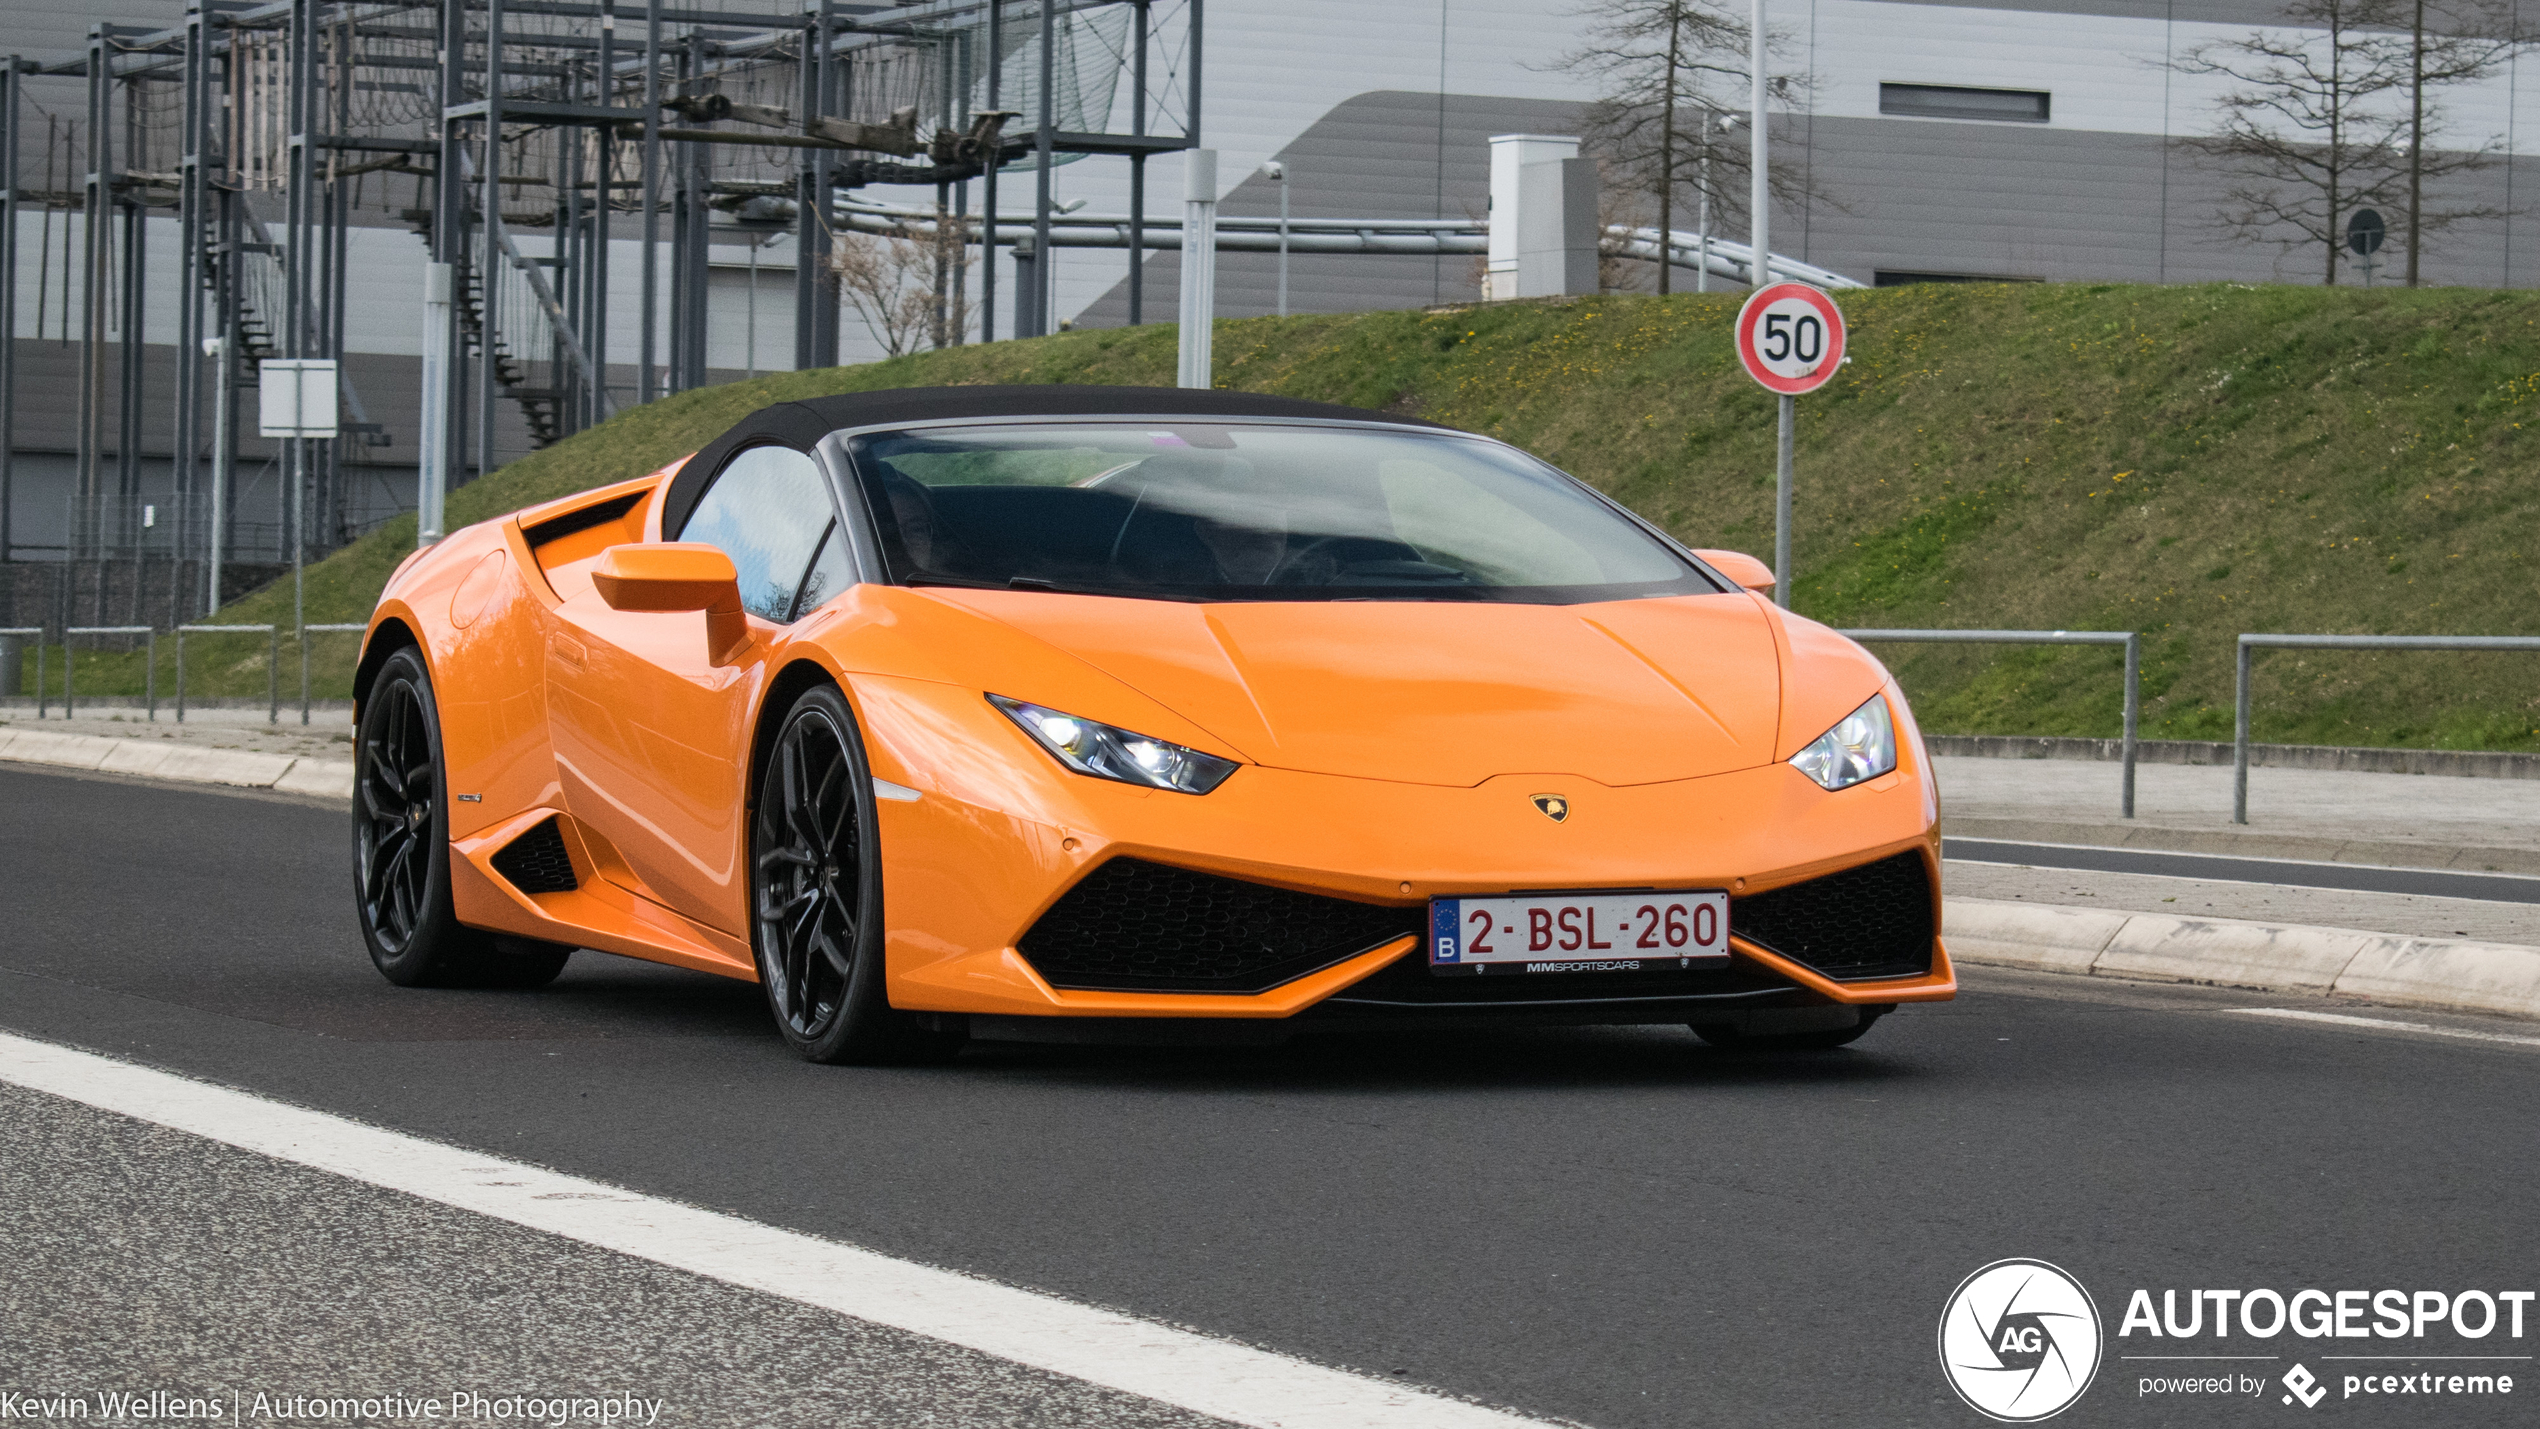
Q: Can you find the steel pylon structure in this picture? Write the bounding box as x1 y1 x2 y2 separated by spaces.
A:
0 0 1199 633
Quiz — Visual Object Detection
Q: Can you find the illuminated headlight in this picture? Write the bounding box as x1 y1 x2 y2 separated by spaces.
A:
988 695 1239 794
1790 694 1897 791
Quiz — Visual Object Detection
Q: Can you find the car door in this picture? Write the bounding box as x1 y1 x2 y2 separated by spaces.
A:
546 443 855 933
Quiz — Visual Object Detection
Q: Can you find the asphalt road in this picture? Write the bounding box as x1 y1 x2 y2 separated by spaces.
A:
4 763 2537 1427
1945 838 2540 905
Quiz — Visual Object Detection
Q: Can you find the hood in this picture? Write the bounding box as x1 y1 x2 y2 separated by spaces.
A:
930 592 1783 787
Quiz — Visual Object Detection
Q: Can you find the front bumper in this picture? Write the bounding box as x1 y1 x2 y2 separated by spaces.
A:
855 674 1953 1021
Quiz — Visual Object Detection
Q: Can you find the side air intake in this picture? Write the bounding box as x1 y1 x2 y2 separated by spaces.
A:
1020 857 1422 993
1730 851 1934 981
491 817 579 895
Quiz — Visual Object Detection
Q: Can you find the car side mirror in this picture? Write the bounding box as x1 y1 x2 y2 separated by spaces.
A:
1693 549 1779 596
590 543 750 666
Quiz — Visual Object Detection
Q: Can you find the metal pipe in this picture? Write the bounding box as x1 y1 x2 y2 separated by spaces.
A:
301 623 366 725
1748 0 1768 289
1127 0 1145 326
981 0 999 341
1841 628 2146 819
2232 632 2540 824
1030 0 1054 338
1773 392 1793 608
481 0 505 470
0 58 17 569
207 336 231 601
639 0 660 399
174 624 276 725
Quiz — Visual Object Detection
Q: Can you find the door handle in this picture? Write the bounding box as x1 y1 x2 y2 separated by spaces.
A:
551 633 586 671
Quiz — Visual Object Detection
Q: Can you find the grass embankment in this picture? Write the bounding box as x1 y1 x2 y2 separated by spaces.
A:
25 281 2540 749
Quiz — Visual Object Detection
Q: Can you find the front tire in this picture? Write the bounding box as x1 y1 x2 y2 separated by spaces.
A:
751 682 962 1065
1691 1006 1887 1050
353 646 570 990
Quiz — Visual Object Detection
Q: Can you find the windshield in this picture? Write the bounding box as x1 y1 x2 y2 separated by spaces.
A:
845 421 1713 603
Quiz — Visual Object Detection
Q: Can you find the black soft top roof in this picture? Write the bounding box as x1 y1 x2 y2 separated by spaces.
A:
662 384 1453 538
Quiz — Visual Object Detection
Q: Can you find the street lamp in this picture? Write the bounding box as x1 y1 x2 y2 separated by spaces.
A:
1259 160 1289 318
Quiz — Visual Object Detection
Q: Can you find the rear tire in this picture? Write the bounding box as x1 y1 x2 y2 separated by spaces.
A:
750 682 963 1065
353 646 571 990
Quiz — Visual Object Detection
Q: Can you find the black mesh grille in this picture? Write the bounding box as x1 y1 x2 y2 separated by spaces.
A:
491 818 579 895
1731 851 1934 981
1021 858 1423 993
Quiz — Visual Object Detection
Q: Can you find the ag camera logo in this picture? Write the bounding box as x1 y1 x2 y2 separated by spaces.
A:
1939 1259 2104 1421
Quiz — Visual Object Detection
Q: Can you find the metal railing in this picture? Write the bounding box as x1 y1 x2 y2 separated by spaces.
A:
175 625 281 725
64 627 160 721
0 628 41 716
2235 633 2540 823
300 624 370 727
1842 629 2142 817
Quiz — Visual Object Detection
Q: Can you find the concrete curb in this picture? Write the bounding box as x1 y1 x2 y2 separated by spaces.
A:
1947 897 2540 1020
0 730 354 801
1944 815 2540 876
1929 734 2540 780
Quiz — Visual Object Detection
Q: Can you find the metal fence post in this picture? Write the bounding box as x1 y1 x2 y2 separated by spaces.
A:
2233 635 2254 826
0 627 38 716
1839 627 2144 818
2232 632 2540 824
176 624 280 726
301 624 368 724
270 626 280 725
63 626 156 723
2121 632 2140 820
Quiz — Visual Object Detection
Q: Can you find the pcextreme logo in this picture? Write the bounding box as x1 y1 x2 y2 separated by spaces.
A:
1939 1259 2105 1422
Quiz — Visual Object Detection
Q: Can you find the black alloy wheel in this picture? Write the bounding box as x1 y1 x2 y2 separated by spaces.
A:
353 645 571 989
751 682 963 1064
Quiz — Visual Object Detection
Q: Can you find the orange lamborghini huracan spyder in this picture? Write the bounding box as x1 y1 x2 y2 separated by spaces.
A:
351 386 1953 1062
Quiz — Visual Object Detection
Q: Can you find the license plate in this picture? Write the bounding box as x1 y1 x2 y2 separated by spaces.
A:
1428 890 1731 975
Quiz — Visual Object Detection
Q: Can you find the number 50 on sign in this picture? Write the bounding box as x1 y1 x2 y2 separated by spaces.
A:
1735 283 1846 395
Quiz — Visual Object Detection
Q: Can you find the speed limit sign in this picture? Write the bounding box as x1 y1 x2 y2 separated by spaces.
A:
1735 282 1846 395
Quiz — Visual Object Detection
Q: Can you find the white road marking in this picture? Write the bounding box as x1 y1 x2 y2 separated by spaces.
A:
0 1030 1556 1429
2225 1008 2540 1050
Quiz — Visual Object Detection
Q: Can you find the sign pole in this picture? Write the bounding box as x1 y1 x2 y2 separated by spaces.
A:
1775 393 1795 607
1733 281 1846 610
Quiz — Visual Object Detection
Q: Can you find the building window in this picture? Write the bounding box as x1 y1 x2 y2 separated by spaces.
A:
1879 83 2050 124
1873 271 2038 287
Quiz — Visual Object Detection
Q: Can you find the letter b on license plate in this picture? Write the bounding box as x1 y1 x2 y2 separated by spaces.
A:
1429 890 1731 975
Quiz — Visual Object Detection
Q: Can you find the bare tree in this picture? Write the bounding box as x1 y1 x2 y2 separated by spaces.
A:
831 215 977 357
2170 0 2504 283
2401 0 2524 283
1544 0 1823 294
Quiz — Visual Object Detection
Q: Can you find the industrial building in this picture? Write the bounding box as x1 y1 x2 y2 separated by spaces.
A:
1 0 2531 637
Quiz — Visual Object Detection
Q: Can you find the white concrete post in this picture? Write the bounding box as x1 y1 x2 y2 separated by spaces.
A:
1177 149 1218 389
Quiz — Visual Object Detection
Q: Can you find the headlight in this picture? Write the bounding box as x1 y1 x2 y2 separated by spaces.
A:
1790 693 1897 791
987 695 1239 794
